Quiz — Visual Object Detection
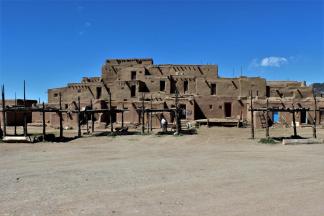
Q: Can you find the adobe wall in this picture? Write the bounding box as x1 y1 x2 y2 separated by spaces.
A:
0 99 37 127
194 96 246 120
46 58 319 129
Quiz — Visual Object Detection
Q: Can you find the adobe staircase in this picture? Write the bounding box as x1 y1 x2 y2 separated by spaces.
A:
180 119 190 130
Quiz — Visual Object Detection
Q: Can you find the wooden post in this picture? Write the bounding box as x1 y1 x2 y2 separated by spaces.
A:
23 80 27 136
1 85 6 137
109 89 113 132
250 90 254 139
175 88 180 134
121 103 124 128
14 92 17 135
121 112 124 128
313 95 317 138
42 102 46 138
77 96 81 137
266 99 269 138
91 99 94 133
147 111 150 133
141 93 145 134
150 95 153 131
86 109 89 134
59 92 63 138
292 104 297 137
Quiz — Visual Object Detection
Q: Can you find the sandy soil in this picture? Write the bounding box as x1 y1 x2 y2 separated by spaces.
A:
1 127 324 216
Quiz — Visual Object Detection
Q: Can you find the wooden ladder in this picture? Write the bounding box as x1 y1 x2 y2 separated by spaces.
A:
259 112 267 128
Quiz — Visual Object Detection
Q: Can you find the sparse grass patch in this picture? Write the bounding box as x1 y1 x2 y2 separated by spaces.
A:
259 137 278 144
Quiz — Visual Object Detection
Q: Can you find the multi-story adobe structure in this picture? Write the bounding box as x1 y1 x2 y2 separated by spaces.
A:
46 58 324 129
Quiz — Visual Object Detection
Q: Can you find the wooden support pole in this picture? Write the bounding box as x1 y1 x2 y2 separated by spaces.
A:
91 99 94 133
146 112 149 133
23 80 27 136
150 95 153 131
1 85 6 137
86 110 89 134
121 112 124 128
141 93 145 134
109 89 113 132
42 102 46 138
266 99 269 138
313 95 317 138
121 103 124 128
250 90 254 139
77 96 81 137
59 92 63 139
14 92 17 135
292 104 297 137
175 88 180 134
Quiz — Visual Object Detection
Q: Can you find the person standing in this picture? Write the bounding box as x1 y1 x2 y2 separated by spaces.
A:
161 116 168 132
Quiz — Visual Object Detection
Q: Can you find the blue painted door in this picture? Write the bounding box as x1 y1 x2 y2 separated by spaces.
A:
273 112 279 123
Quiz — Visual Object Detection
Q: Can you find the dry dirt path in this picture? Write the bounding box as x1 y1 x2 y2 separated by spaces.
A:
1 127 324 216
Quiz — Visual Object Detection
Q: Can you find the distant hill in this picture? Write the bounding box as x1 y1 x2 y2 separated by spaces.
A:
311 83 324 96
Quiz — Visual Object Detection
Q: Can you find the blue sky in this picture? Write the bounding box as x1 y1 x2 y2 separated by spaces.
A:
1 0 323 102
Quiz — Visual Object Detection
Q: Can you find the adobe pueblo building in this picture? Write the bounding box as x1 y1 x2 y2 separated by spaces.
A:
46 58 324 129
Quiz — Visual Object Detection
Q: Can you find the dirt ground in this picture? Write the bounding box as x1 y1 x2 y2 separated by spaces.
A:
1 126 324 216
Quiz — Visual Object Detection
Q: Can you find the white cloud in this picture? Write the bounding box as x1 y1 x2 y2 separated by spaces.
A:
260 56 288 67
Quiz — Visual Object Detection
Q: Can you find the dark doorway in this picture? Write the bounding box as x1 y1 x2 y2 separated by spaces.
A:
170 107 175 123
131 71 136 80
179 104 186 119
211 83 216 95
184 80 188 93
266 86 270 97
131 85 136 97
300 110 307 124
96 87 102 99
160 80 165 91
224 102 232 118
170 80 177 94
111 106 117 123
320 109 324 124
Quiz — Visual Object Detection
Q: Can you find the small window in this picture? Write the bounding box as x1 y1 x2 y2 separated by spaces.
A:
160 80 165 91
53 93 58 97
171 80 177 94
131 71 136 80
211 83 216 95
184 80 188 93
77 89 81 93
96 87 102 99
131 85 136 97
65 104 68 109
209 104 213 110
